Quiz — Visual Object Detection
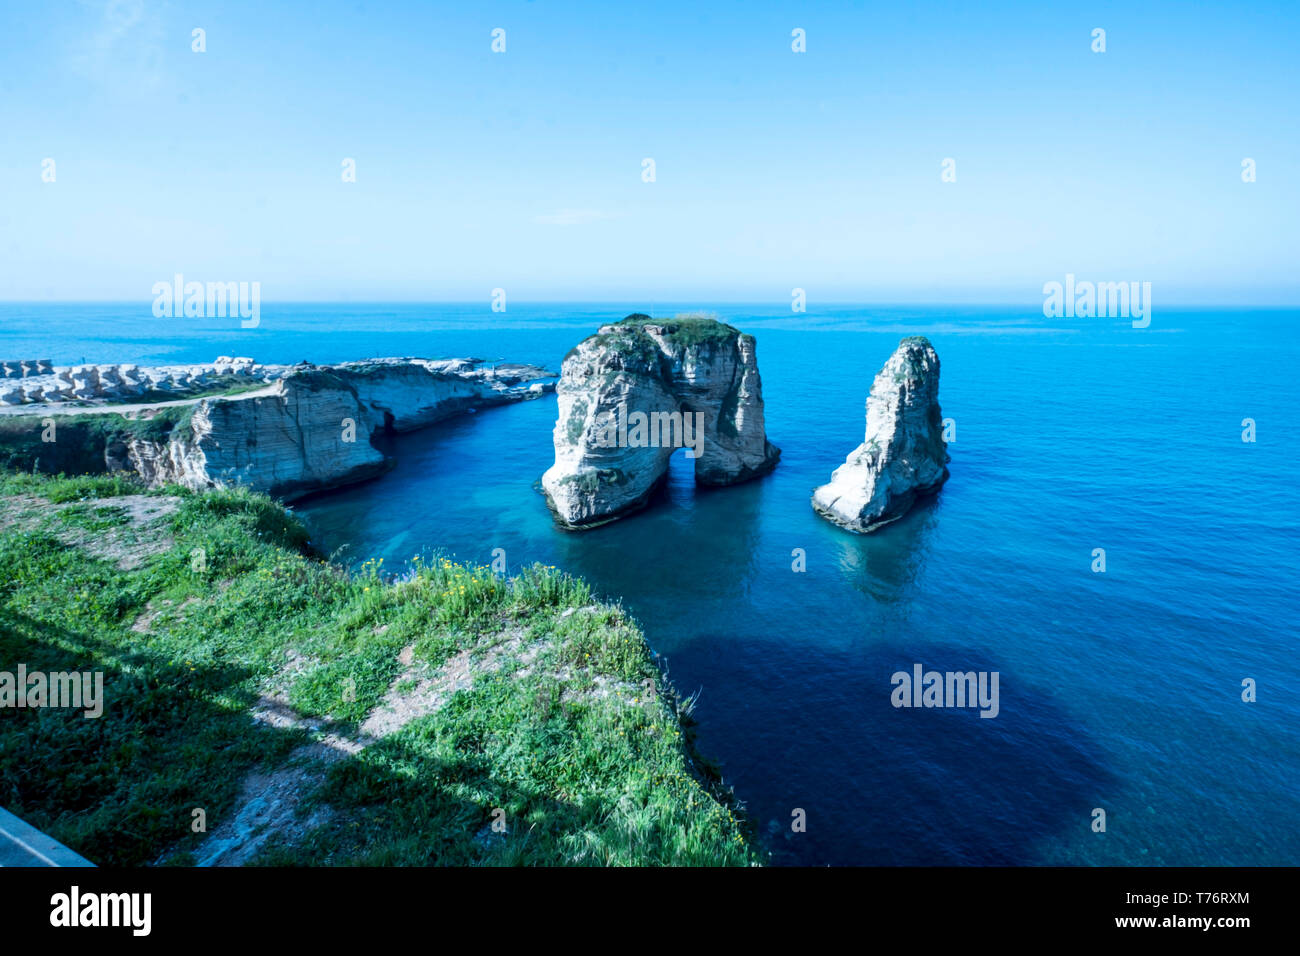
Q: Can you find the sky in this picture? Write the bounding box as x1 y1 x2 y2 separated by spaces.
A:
1 0 1298 304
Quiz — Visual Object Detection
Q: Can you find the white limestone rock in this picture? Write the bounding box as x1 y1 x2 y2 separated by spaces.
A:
811 337 950 533
542 315 780 529
125 358 554 500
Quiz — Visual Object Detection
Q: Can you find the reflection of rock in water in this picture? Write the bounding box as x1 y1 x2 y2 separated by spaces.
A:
552 448 766 609
833 496 940 605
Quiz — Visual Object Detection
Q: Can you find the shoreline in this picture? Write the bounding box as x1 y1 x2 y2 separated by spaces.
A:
0 356 557 502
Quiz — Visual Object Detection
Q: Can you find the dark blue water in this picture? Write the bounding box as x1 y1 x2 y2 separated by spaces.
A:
5 302 1297 865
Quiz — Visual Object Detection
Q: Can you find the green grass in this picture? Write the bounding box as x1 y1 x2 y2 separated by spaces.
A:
118 380 267 405
0 406 196 475
614 313 740 348
55 503 128 532
563 313 743 367
0 470 760 866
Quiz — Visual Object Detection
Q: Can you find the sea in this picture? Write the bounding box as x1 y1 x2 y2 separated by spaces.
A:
3 301 1296 866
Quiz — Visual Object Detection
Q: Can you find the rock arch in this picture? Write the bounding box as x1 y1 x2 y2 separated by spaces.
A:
542 316 781 528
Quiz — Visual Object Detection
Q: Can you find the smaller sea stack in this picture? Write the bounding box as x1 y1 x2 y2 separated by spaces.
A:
811 336 950 533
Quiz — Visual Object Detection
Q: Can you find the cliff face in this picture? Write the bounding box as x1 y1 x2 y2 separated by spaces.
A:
542 316 780 528
127 371 387 500
341 358 549 432
124 359 552 500
811 337 949 533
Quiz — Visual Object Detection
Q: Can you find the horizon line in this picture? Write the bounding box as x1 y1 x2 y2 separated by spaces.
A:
2 299 1298 310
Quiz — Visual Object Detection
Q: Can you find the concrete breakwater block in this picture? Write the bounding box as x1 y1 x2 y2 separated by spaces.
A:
0 360 54 378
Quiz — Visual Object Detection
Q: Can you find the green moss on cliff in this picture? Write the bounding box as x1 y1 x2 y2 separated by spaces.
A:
565 399 589 444
566 324 662 370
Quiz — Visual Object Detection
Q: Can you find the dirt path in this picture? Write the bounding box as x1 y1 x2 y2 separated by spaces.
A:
0 383 281 418
0 493 181 569
187 630 543 867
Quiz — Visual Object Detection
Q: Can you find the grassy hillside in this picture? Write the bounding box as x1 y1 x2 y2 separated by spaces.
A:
0 408 195 475
0 470 760 866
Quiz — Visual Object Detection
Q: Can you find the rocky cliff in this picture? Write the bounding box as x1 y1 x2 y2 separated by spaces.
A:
129 359 552 500
811 337 949 533
1 358 552 501
542 315 780 528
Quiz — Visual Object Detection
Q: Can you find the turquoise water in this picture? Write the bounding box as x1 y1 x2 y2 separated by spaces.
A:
5 302 1298 865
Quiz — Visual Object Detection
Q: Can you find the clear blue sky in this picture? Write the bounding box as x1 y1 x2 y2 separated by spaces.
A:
2 1 1297 304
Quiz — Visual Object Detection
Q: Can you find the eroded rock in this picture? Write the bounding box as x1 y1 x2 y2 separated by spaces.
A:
811 336 950 533
127 359 554 500
542 315 780 528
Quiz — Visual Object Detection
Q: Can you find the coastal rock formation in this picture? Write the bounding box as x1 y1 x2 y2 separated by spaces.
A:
339 358 552 432
542 315 780 528
125 370 388 499
811 337 950 533
0 358 553 501
127 359 554 500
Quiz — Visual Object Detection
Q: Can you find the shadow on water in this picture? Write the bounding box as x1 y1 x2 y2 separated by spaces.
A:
551 447 768 607
293 406 1117 866
691 637 1119 866
827 493 944 605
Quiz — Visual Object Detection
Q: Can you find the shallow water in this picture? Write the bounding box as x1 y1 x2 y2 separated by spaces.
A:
9 302 1298 865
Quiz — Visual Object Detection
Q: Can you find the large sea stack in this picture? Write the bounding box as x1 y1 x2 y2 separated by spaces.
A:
811 336 950 533
542 315 780 528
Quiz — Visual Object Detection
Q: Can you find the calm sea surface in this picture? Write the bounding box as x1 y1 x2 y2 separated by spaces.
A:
5 301 1297 865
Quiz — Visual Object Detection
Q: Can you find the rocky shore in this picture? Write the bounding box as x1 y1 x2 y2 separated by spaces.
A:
0 357 554 500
